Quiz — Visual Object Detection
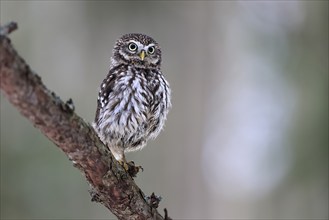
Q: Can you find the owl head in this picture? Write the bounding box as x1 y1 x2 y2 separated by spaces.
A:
112 33 161 69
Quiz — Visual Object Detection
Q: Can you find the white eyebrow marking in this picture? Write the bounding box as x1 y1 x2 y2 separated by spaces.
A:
128 40 155 52
128 40 144 52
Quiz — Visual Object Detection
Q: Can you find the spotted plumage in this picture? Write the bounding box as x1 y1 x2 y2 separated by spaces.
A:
93 33 171 163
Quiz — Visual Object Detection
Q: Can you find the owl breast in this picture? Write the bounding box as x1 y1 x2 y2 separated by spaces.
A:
94 65 171 152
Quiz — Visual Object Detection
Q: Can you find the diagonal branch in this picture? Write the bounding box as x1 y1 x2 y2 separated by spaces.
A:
0 22 167 220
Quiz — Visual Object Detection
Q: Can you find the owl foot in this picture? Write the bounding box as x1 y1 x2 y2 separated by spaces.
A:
119 160 143 177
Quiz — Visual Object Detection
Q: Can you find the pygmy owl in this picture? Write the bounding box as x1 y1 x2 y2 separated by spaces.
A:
93 33 171 168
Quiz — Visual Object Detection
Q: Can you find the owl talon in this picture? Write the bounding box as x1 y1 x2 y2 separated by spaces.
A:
119 161 143 177
119 160 129 171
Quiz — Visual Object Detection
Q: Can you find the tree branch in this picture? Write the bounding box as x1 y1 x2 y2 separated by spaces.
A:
0 22 168 220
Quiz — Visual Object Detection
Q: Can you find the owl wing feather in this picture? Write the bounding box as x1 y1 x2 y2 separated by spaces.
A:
95 65 124 122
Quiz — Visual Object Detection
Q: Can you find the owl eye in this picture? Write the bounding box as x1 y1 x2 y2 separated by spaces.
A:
147 46 155 54
128 43 138 52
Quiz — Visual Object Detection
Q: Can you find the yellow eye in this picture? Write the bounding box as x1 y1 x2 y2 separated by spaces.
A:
128 42 138 51
147 46 155 54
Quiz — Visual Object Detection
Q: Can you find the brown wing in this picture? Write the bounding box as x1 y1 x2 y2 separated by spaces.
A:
94 65 125 122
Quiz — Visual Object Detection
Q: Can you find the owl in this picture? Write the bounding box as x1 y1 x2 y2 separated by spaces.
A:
93 33 171 170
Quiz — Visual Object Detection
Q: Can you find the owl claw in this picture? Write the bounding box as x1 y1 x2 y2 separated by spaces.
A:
119 160 143 177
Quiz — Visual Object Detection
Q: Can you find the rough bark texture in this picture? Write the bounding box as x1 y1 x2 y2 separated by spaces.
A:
0 22 166 220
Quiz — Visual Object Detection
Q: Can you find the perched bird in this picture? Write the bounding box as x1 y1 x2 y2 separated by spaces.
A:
93 33 171 169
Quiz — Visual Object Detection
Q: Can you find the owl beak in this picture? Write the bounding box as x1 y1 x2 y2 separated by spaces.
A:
139 50 146 61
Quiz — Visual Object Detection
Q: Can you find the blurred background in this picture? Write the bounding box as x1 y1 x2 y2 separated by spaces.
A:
1 1 328 219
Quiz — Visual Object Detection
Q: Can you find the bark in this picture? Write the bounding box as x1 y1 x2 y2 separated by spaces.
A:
0 22 168 220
